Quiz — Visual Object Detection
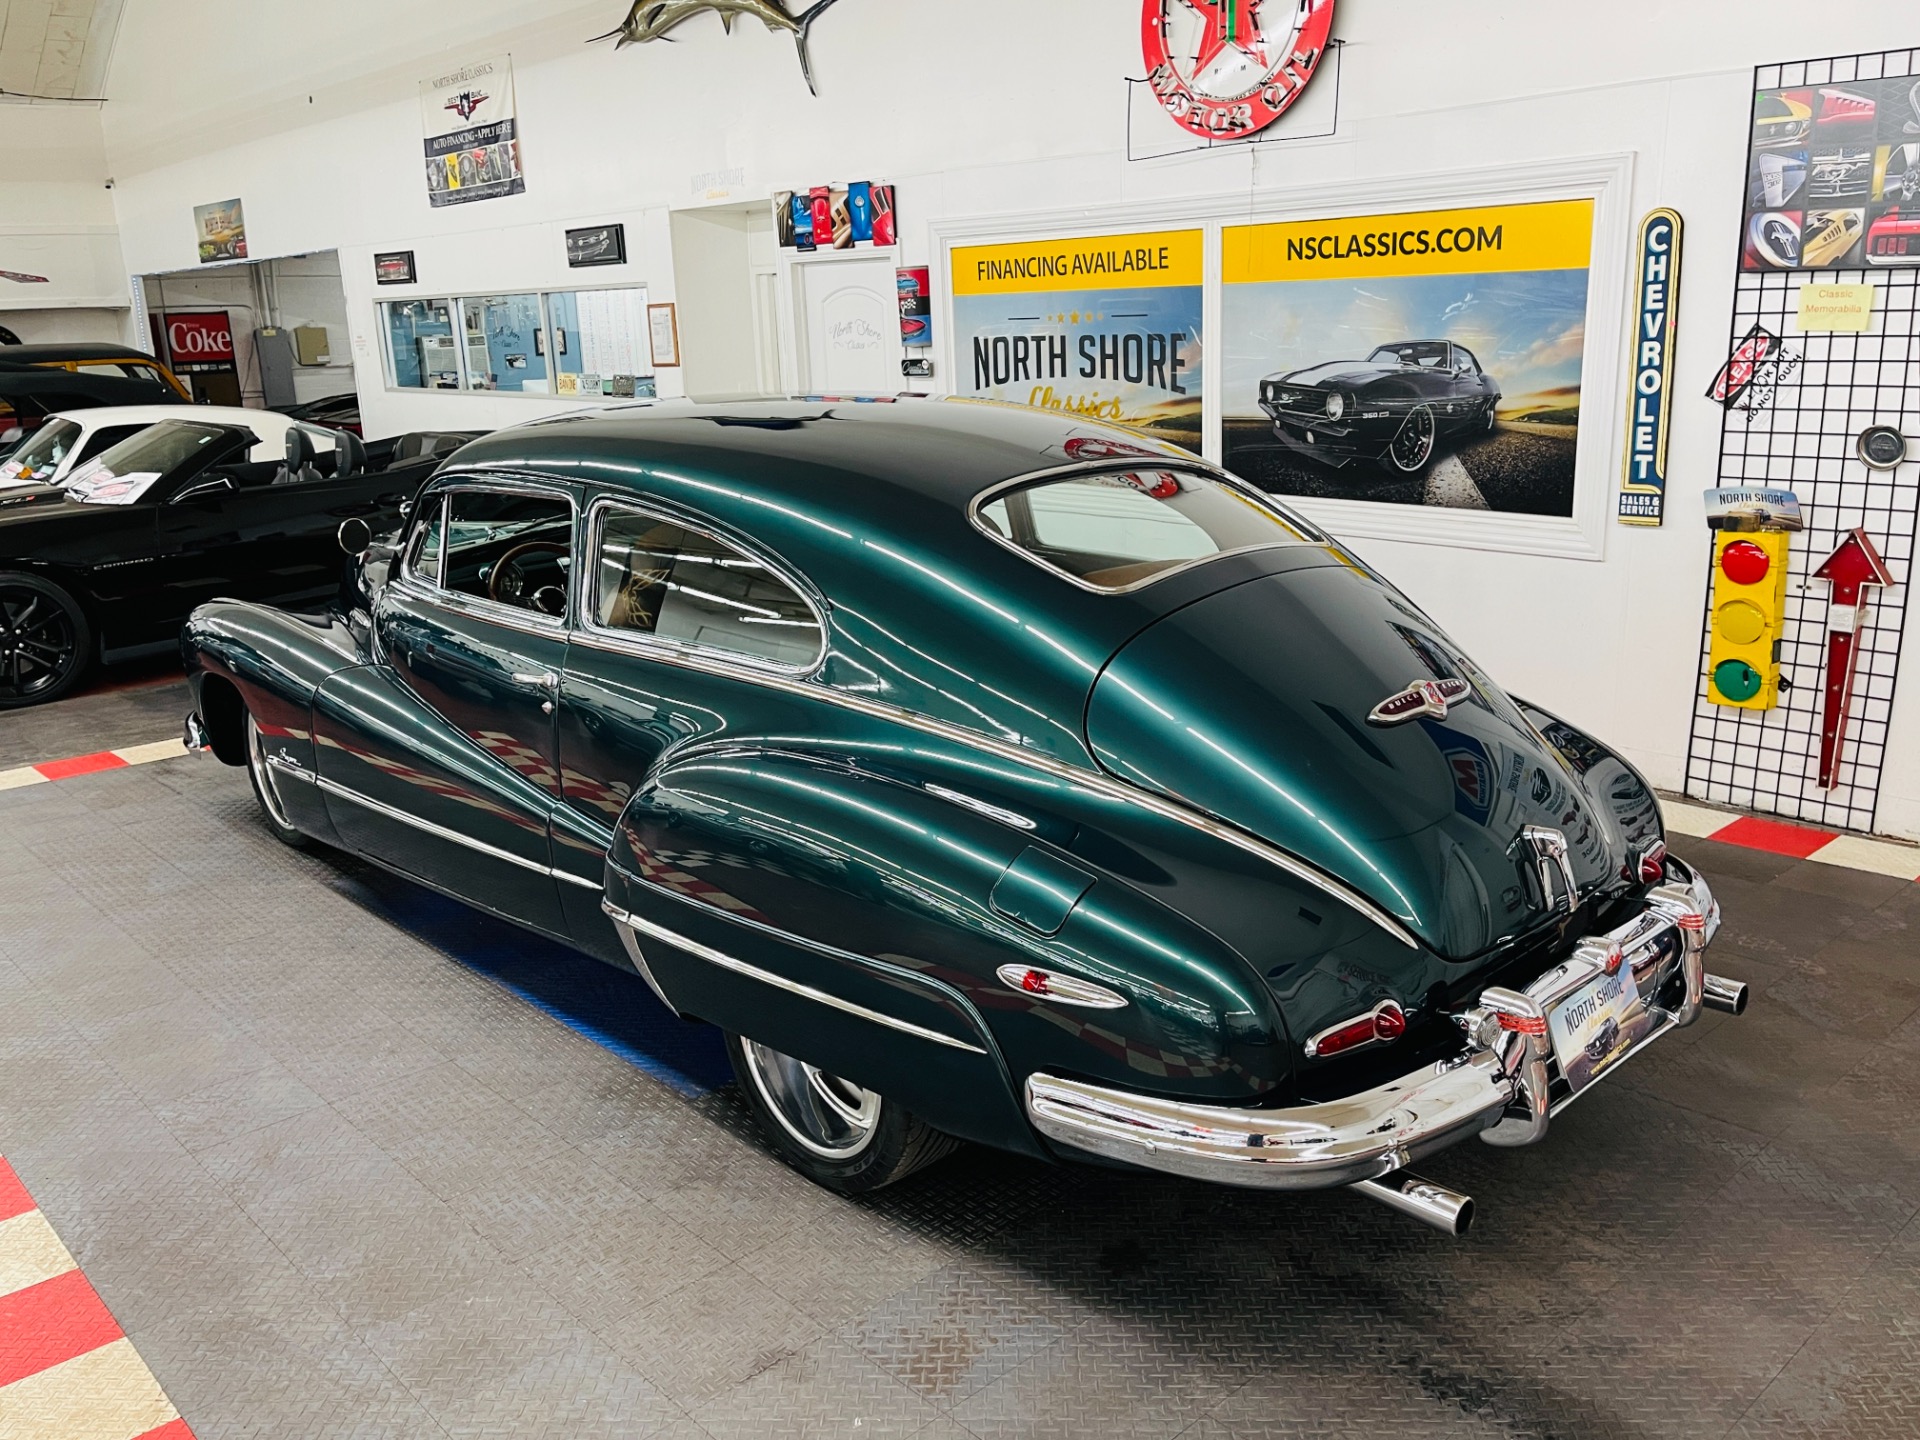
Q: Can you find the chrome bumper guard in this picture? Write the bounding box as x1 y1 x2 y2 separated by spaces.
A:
1024 863 1738 1192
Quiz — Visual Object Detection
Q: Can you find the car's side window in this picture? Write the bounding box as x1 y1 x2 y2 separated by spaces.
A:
592 507 823 669
409 497 446 584
439 490 574 619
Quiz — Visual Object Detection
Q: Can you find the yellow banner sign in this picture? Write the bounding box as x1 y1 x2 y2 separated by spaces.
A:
952 230 1203 297
1224 200 1594 284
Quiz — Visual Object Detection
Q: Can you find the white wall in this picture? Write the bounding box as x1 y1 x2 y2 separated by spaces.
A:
94 0 1920 837
0 104 127 327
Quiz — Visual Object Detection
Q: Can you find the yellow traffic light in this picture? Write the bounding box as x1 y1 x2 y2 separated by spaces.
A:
1706 531 1790 709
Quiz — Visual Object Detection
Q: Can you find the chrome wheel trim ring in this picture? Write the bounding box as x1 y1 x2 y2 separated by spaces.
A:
1389 406 1437 471
246 714 297 832
740 1038 882 1161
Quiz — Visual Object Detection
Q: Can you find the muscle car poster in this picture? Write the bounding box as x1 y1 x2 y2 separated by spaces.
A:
949 230 1203 453
1221 199 1594 516
420 56 525 208
1743 76 1920 270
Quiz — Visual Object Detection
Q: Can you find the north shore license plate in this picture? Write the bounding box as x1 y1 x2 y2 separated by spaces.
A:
1547 963 1651 1095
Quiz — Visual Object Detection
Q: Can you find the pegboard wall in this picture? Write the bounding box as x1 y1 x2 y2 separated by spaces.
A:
1683 49 1920 834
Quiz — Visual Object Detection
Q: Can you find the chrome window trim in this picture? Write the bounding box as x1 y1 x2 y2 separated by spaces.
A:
267 755 600 890
577 493 829 678
966 458 1329 596
392 473 580 635
561 619 1418 948
603 902 988 1055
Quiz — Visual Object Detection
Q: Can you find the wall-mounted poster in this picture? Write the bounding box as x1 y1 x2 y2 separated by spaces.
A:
950 229 1203 453
648 302 680 368
566 224 626 268
420 56 525 209
1743 75 1920 269
1222 199 1594 515
897 267 932 348
374 251 416 286
193 199 247 264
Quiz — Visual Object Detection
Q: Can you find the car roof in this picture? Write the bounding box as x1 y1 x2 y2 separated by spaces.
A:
449 396 1198 511
0 343 170 365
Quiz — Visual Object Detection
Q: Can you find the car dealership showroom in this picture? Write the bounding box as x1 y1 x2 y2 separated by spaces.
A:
4 2 1920 1436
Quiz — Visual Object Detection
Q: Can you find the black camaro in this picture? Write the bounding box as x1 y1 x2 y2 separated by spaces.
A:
1258 340 1502 475
0 417 471 707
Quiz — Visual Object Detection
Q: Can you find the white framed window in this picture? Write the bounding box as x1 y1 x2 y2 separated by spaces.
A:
379 283 656 400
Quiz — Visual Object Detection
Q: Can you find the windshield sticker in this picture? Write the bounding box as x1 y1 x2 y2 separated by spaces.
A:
66 469 163 505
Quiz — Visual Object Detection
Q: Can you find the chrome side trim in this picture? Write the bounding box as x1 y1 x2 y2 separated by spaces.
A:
600 900 679 1010
562 631 1420 948
275 758 600 891
603 905 988 1055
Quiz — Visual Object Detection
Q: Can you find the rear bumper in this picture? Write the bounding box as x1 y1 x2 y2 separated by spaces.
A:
1025 863 1736 1191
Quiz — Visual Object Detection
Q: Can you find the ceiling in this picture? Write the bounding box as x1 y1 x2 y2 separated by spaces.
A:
0 0 121 102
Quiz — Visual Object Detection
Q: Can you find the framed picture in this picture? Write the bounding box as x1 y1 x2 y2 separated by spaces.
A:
374 251 416 286
566 224 627 268
648 302 681 368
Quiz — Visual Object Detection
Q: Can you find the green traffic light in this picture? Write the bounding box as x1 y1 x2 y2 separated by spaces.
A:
1712 658 1763 703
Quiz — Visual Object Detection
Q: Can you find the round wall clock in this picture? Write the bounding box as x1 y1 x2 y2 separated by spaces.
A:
1141 0 1336 141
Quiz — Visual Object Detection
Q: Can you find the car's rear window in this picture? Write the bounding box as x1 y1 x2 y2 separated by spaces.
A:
974 469 1313 592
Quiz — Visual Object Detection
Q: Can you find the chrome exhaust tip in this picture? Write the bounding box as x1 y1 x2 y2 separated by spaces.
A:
1351 1171 1476 1236
1702 974 1749 1015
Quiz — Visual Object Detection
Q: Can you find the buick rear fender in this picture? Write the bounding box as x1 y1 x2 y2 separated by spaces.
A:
1086 566 1632 960
603 749 1290 1136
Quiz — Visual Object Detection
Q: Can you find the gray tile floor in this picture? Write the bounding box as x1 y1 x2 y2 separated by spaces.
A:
3 680 1918 1438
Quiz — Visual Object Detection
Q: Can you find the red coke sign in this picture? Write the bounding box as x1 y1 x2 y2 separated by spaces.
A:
161 311 235 372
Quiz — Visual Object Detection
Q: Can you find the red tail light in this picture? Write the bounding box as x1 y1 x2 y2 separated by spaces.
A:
1305 1000 1407 1058
1495 1010 1548 1037
1637 841 1668 883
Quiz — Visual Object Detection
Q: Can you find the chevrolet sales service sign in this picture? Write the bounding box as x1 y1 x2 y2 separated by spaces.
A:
1618 210 1683 526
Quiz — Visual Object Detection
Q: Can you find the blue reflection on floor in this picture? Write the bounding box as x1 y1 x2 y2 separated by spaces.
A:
328 864 732 1098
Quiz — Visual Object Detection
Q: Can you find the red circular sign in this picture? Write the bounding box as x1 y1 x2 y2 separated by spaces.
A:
1141 0 1336 141
1720 539 1772 586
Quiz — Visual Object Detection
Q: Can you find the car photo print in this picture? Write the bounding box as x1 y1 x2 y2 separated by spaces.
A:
1257 339 1501 475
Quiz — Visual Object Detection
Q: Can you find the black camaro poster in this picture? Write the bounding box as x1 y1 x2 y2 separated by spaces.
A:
1221 200 1595 517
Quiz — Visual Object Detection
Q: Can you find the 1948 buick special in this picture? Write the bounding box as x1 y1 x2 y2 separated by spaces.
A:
181 398 1746 1234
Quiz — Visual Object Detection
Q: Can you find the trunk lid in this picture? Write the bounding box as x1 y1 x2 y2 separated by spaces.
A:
1086 563 1627 960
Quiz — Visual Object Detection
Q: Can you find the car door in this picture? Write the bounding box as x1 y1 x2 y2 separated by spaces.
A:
154 438 414 616
312 478 576 937
552 494 829 960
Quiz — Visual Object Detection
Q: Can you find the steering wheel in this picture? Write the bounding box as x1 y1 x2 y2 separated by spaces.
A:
488 539 569 609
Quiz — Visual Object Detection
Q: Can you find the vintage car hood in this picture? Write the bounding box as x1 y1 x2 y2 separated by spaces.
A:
1085 565 1629 960
1275 361 1403 389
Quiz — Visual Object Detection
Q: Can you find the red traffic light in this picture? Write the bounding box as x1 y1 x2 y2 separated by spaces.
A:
1719 539 1772 585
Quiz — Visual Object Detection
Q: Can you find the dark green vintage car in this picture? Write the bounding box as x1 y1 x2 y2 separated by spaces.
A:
181 398 1747 1234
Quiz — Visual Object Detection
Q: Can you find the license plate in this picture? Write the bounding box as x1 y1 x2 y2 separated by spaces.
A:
1547 963 1651 1094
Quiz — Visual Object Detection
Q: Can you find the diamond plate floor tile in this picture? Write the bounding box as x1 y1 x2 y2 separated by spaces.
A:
690 1333 947 1439
599 1261 826 1408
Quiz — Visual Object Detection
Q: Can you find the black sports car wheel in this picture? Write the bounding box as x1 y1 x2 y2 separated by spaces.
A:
1382 405 1438 474
0 572 90 710
245 712 310 849
726 1032 958 1194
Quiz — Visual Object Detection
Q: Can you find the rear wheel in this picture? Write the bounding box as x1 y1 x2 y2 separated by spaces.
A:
0 572 89 709
1381 405 1438 474
245 712 309 849
726 1032 958 1193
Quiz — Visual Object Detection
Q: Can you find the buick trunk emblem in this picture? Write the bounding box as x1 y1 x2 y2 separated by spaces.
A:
1367 677 1469 726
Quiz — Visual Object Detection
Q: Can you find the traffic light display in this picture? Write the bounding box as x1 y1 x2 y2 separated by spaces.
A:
1707 531 1791 709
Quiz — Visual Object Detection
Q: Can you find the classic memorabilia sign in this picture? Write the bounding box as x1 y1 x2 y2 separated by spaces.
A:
567 224 627 268
1221 199 1595 516
1141 0 1335 141
897 267 932 348
158 312 235 374
193 199 247 264
951 229 1203 452
774 183 894 250
1742 74 1920 270
1812 528 1896 787
374 251 417 286
420 56 525 208
1618 209 1683 527
1796 281 1874 331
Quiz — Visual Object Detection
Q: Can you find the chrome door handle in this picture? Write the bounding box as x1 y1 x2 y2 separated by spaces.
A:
511 672 560 689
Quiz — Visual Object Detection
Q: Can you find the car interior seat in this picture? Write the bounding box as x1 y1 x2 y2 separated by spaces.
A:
273 427 323 485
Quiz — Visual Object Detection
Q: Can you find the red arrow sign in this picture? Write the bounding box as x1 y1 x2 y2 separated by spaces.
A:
1813 528 1897 788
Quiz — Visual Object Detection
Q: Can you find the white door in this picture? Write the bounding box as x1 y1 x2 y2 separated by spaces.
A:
796 257 896 394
